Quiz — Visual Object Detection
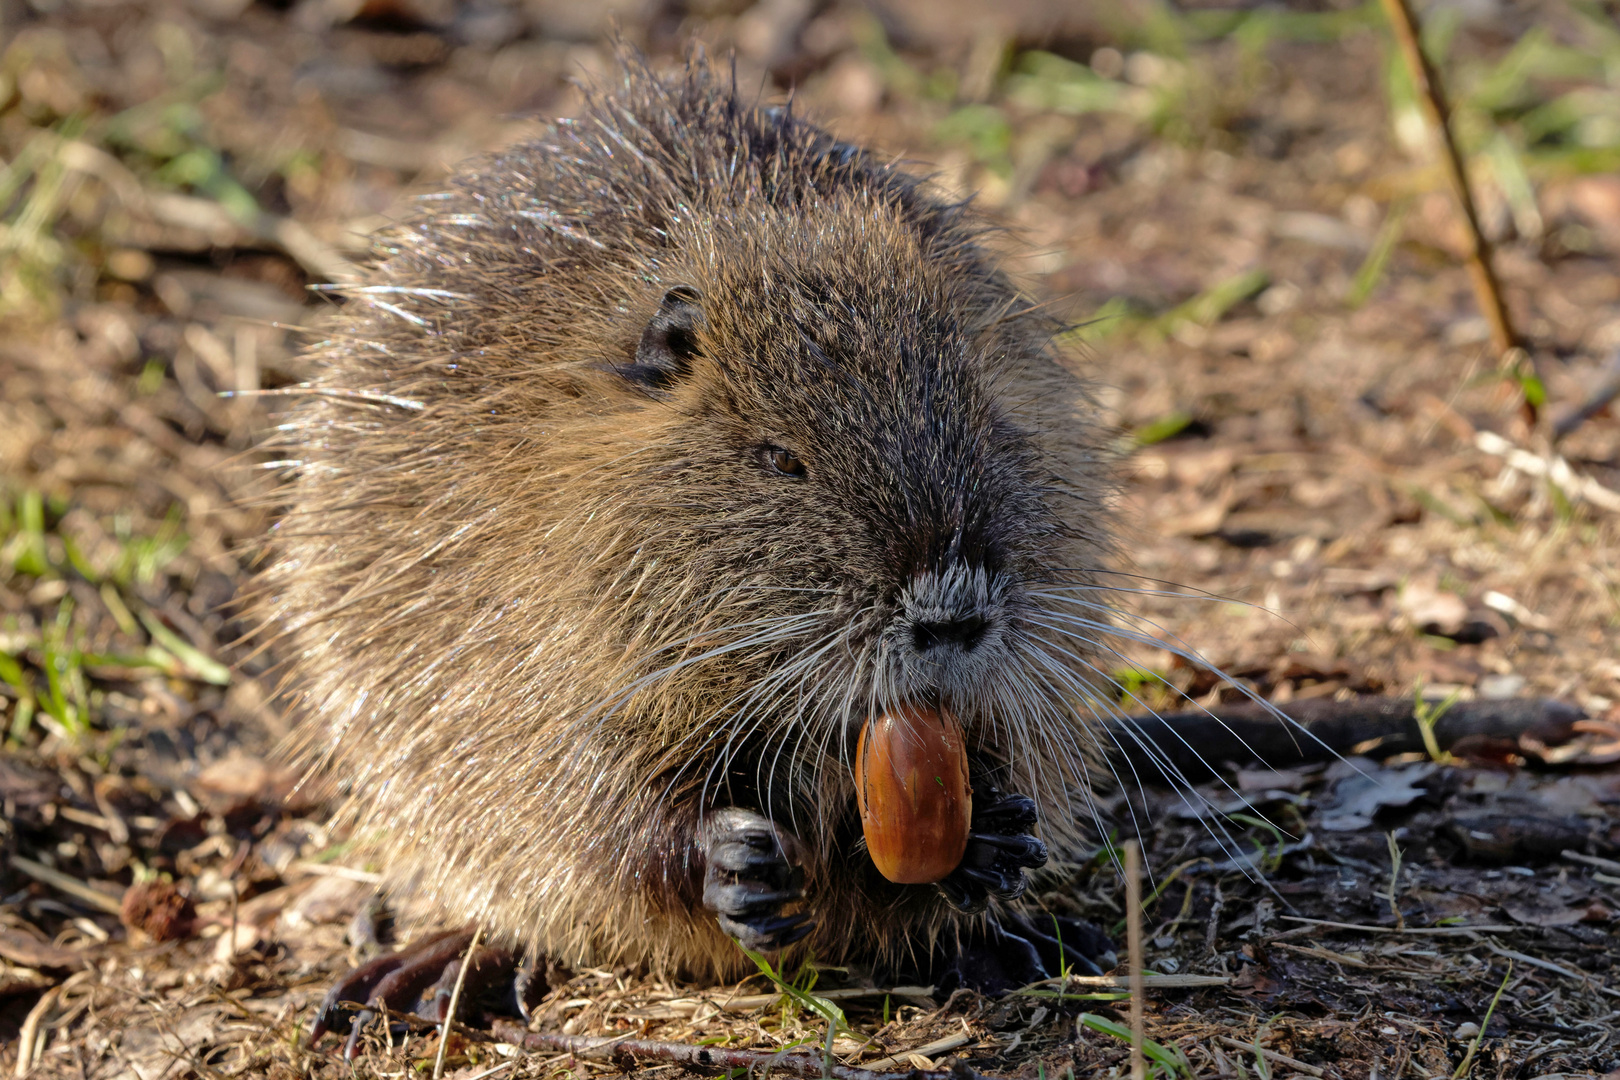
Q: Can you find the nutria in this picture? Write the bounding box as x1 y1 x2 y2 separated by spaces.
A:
259 52 1126 1045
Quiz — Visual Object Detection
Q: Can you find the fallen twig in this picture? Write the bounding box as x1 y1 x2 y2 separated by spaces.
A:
1476 430 1620 513
1280 917 1518 935
1018 973 1231 992
284 860 385 884
1482 942 1620 999
1216 1036 1326 1078
1125 840 1146 1080
1553 348 1620 441
1561 850 1620 876
654 985 937 1016
11 970 93 1079
433 927 483 1080
13 984 64 1079
457 1062 517 1080
1113 695 1585 782
1271 942 1373 969
9 856 124 917
488 1022 994 1080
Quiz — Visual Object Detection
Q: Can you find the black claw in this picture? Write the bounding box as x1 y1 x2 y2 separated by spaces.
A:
343 1008 377 1061
711 847 794 879
752 913 810 938
774 918 816 948
961 832 1047 867
513 953 549 1021
720 910 816 951
701 808 809 952
976 792 1039 831
957 865 1027 900
1003 911 1114 978
934 876 985 914
937 786 1049 913
309 955 400 1044
426 947 519 1023
703 883 802 917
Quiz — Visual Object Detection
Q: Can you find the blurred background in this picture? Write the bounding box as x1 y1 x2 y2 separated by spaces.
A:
1 0 1619 1073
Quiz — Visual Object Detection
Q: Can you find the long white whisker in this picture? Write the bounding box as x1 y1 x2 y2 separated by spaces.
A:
1021 624 1263 866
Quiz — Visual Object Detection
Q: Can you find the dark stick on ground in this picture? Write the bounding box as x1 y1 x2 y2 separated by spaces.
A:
1553 347 1620 441
1112 696 1584 783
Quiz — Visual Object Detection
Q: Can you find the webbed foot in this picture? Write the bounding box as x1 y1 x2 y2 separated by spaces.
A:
701 807 813 951
932 911 1116 996
308 928 544 1059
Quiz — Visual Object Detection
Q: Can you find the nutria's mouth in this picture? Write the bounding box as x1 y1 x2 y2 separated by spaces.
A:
855 702 972 885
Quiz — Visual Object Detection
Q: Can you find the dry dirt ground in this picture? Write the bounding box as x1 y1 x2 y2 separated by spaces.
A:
2 1 1620 1078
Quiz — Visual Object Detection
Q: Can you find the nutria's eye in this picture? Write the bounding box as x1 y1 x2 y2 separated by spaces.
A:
763 446 807 478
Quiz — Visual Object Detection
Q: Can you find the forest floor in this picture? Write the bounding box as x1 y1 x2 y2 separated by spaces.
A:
2 0 1619 1078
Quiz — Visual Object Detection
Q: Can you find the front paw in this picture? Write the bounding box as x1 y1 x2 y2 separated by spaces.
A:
700 808 813 951
937 788 1047 913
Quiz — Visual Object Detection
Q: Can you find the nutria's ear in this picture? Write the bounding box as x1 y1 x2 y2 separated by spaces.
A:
622 286 702 389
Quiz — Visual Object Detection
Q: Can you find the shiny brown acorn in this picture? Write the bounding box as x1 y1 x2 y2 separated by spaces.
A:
855 703 972 884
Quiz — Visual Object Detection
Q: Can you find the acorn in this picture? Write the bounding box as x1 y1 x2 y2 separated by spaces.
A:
855 703 972 884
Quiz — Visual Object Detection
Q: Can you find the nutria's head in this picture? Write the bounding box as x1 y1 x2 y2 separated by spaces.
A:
541 192 1118 835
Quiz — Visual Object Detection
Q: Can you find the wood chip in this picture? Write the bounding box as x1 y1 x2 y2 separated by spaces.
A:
863 1034 973 1072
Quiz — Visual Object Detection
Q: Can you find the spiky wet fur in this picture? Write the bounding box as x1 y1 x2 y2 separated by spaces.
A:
258 54 1120 982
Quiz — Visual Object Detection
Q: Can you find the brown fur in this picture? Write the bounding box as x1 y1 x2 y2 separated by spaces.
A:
257 54 1116 982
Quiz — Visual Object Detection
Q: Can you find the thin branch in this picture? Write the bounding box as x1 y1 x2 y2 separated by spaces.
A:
433 926 483 1080
1378 0 1518 361
1215 1037 1326 1079
9 856 124 916
1125 840 1146 1080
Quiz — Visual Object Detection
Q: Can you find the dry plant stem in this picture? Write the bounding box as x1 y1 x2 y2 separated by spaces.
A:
433 926 483 1080
1281 916 1519 935
9 855 124 916
14 984 63 1078
459 1062 518 1080
1384 833 1406 931
1125 840 1145 1080
1482 942 1620 999
487 1021 993 1080
1215 1037 1325 1079
1377 0 1518 360
705 986 936 1012
228 880 239 960
1022 974 1230 991
1562 850 1620 875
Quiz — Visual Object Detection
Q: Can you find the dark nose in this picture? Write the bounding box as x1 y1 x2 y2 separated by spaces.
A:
912 615 989 653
